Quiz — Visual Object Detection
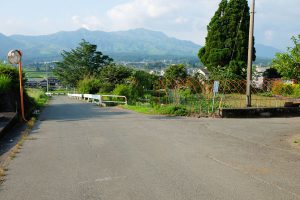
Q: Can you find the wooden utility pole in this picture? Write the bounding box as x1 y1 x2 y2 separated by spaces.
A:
246 0 255 107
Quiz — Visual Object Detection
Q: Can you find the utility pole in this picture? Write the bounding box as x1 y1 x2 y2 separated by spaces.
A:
246 0 255 107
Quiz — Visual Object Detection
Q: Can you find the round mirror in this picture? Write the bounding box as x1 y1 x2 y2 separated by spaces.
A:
8 50 22 64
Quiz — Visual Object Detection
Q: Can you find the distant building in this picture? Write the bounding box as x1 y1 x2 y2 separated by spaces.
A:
25 77 60 88
188 68 210 79
253 66 269 88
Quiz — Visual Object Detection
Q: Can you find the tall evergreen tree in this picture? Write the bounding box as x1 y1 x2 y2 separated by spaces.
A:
199 0 256 78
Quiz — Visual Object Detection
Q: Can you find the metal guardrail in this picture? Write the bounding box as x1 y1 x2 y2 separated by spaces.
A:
68 93 127 105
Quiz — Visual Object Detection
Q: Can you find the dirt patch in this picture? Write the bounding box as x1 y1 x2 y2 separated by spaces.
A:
288 134 300 150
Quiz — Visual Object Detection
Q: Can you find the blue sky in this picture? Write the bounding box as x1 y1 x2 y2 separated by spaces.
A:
0 0 299 50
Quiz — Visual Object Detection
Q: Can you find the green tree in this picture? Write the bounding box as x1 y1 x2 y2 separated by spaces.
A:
129 70 158 97
165 64 187 81
54 40 113 86
164 64 187 88
199 0 256 78
272 35 300 81
98 65 133 93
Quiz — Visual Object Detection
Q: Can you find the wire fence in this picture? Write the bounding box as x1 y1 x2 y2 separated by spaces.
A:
150 78 300 116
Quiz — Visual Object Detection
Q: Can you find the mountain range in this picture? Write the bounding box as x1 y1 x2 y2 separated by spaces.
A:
0 28 282 64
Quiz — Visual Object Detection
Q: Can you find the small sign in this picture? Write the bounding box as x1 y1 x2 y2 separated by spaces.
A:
213 81 220 94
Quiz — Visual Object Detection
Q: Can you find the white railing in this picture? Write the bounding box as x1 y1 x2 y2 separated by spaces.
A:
68 93 127 105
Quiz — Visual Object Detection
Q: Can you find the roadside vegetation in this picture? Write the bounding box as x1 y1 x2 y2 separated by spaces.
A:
53 32 300 117
0 63 49 115
26 88 49 109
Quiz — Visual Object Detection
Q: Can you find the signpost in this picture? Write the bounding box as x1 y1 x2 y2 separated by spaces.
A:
8 50 26 121
212 81 220 112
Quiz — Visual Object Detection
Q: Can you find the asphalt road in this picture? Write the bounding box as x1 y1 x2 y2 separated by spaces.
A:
1 96 300 200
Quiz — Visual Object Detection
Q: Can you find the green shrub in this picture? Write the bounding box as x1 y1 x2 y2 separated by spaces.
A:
113 84 132 96
77 77 101 94
0 64 19 92
0 74 12 93
113 84 137 102
158 105 188 116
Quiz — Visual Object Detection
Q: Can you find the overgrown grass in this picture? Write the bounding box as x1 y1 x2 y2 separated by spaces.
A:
221 93 288 108
26 88 49 108
122 104 188 116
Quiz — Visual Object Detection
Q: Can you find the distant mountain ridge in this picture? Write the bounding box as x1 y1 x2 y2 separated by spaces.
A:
0 28 282 64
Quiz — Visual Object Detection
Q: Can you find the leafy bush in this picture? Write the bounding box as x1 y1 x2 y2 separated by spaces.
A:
271 81 294 96
77 77 101 94
292 85 300 97
113 84 137 102
98 82 114 94
0 74 12 93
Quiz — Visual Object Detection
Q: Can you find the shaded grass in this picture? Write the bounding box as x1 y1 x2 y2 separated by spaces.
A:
0 74 12 93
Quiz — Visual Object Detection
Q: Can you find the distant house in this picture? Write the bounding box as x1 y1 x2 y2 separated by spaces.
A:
48 77 60 86
25 77 60 88
188 68 210 79
197 68 210 79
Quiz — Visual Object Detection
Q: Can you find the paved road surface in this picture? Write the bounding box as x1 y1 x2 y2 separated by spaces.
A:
1 96 300 200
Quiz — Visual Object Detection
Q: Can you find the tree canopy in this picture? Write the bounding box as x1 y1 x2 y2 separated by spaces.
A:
199 0 256 78
165 64 187 81
272 35 300 82
54 40 113 86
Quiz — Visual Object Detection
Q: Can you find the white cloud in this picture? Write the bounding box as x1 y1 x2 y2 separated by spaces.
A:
106 0 219 44
72 15 103 30
107 0 179 29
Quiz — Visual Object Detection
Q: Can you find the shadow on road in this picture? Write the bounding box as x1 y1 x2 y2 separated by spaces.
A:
38 101 131 122
0 123 25 159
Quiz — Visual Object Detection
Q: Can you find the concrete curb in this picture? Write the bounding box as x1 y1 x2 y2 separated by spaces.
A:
220 107 300 118
0 113 18 137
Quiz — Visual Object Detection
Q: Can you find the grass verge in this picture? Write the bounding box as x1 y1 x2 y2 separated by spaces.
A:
27 88 49 108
